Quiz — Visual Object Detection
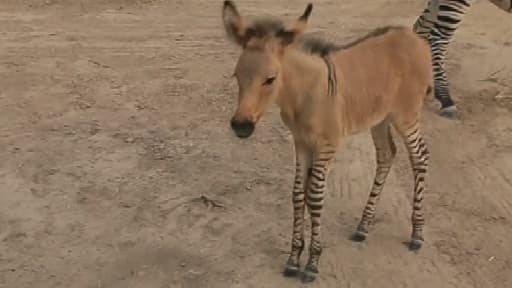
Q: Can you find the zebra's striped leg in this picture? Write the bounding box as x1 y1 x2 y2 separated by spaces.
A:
403 123 429 251
302 147 336 283
429 0 473 119
284 143 311 277
412 0 439 41
430 35 458 116
353 120 397 242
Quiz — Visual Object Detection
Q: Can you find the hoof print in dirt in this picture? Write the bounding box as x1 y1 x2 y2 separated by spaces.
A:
283 264 300 277
350 230 368 242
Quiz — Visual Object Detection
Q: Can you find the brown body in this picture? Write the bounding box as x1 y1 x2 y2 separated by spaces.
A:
222 1 432 283
278 27 432 149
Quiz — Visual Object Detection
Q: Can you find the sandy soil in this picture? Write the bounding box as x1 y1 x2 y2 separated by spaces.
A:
1 0 512 287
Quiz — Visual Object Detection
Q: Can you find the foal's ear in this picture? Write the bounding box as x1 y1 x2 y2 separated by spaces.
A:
222 1 247 46
277 3 313 46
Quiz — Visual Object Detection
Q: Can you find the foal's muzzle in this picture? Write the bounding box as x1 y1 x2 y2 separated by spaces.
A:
230 118 255 138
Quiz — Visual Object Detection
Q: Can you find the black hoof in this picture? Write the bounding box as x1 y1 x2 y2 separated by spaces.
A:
301 270 317 283
283 264 300 278
439 106 460 120
409 238 423 251
350 230 367 242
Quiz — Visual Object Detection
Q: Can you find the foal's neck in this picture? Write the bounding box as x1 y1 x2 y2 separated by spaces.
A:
276 48 329 116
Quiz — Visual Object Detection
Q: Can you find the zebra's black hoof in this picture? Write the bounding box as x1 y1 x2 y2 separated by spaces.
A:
350 230 368 242
301 269 317 283
409 238 424 251
283 264 300 277
439 106 460 120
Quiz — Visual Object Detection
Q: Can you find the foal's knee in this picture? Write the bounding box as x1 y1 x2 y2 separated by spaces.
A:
377 145 396 167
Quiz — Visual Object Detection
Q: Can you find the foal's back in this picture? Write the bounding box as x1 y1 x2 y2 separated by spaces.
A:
333 27 433 133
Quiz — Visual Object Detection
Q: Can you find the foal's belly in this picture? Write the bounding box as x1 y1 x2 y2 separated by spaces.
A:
341 109 390 138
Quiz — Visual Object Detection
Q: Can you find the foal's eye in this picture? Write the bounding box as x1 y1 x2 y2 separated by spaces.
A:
262 76 276 86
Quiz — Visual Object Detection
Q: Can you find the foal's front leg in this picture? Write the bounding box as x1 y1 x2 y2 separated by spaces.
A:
284 142 311 277
302 146 336 283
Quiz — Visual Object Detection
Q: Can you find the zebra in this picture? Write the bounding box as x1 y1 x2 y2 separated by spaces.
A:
413 0 512 119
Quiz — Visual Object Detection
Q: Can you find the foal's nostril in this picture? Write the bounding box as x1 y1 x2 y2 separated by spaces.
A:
230 119 255 138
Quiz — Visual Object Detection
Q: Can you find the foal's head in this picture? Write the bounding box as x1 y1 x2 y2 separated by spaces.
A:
222 0 313 138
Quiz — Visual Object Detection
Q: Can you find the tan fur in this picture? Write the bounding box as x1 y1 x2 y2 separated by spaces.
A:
277 27 433 147
222 1 433 282
224 21 432 145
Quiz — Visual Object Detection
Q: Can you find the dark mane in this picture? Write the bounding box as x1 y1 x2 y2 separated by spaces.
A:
244 17 286 39
243 17 406 56
298 34 342 56
339 26 406 49
298 25 407 56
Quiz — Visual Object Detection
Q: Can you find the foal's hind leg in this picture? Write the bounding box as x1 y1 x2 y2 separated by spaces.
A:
398 121 430 251
352 120 397 242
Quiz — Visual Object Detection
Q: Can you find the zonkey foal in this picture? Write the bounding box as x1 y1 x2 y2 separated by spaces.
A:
222 1 433 283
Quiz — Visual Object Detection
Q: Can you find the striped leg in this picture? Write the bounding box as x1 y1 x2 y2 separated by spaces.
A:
413 0 439 41
403 123 430 251
429 0 472 118
353 120 397 242
284 143 311 277
302 146 336 283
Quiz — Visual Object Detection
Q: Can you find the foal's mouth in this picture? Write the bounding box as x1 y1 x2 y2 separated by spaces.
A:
230 118 255 138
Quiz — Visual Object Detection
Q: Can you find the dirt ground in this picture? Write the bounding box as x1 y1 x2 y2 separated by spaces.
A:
1 0 512 287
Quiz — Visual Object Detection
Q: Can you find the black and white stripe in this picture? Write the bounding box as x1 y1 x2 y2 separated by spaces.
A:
351 119 429 251
284 147 310 277
304 148 336 277
284 145 337 282
413 0 473 114
354 120 397 240
413 0 511 117
404 122 430 249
